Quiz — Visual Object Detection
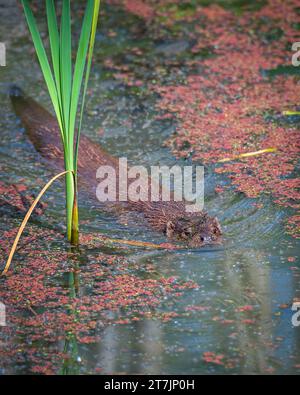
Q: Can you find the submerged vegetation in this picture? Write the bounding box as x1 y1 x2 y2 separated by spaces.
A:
21 0 100 244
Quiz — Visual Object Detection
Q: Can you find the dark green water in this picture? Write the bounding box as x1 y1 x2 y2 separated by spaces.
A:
0 0 300 375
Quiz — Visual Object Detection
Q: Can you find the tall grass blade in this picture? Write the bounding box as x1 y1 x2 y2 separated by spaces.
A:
75 0 101 172
69 0 94 150
46 0 62 119
21 0 64 141
21 1 101 245
59 0 75 241
60 0 72 153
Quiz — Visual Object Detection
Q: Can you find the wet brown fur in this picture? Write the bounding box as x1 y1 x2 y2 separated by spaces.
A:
10 89 222 247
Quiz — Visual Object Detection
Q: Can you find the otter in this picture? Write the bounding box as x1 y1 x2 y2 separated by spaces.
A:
10 87 222 247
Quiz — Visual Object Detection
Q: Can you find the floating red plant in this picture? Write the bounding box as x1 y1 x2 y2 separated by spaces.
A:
0 224 198 374
107 0 300 236
132 0 300 237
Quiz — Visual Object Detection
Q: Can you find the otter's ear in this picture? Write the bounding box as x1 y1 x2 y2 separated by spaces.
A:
213 218 222 235
166 221 176 237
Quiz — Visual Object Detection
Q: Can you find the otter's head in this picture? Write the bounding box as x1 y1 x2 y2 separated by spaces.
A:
165 213 222 248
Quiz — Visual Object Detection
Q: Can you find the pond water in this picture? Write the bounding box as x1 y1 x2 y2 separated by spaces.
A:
0 0 300 375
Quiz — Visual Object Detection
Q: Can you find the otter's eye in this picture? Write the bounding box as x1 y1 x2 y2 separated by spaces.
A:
200 236 205 242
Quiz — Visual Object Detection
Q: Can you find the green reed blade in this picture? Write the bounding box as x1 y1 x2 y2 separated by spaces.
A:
74 0 101 172
69 0 94 151
21 0 64 143
59 0 74 239
46 0 62 118
21 0 100 244
60 0 72 153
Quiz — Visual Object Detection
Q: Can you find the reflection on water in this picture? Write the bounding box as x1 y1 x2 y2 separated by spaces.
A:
87 243 299 375
0 0 300 375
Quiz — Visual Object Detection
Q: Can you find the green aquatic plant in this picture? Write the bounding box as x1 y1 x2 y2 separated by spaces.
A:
21 0 100 244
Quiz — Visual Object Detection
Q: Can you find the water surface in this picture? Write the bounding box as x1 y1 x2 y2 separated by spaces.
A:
0 0 299 375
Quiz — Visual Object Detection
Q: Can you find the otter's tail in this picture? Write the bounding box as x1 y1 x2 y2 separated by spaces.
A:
9 85 62 155
9 85 31 121
9 84 57 130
